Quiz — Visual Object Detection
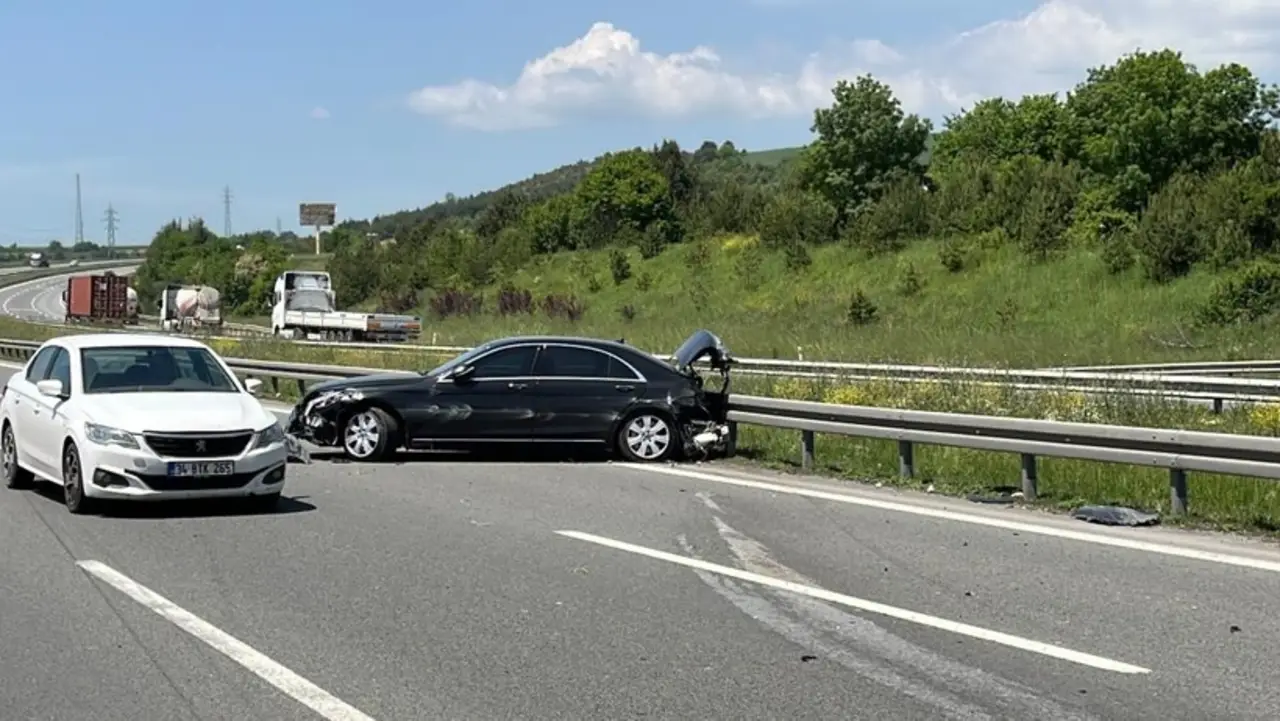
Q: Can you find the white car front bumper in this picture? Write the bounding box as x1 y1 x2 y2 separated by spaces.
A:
80 438 288 501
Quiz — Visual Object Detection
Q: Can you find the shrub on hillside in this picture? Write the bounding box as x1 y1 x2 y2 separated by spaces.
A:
846 289 878 325
375 290 419 314
938 238 967 272
846 175 930 254
759 190 837 253
1198 261 1280 325
1008 159 1082 259
497 285 534 315
1132 173 1204 282
609 247 631 284
429 288 483 318
542 293 585 321
896 262 923 296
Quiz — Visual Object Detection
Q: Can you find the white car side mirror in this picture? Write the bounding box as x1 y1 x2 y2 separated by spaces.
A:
36 379 65 398
244 378 263 396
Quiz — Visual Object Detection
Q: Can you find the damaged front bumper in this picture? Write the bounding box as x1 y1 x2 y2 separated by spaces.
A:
284 387 369 462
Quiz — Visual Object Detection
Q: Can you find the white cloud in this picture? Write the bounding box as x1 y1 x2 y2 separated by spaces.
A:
406 1 1280 131
310 106 330 120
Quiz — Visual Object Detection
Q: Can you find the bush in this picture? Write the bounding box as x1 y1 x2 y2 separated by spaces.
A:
429 288 483 318
542 293 586 321
848 176 930 254
896 262 923 296
1198 260 1280 325
1132 173 1204 282
938 238 967 272
759 190 837 254
846 289 878 325
497 285 534 315
1011 160 1082 259
609 248 631 284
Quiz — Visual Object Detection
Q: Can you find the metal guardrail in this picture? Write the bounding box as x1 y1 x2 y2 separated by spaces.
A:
726 395 1280 516
1062 360 1280 377
207 338 1280 410
0 338 1271 516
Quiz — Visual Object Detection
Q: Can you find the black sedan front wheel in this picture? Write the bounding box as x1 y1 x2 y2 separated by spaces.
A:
342 407 398 462
616 411 676 463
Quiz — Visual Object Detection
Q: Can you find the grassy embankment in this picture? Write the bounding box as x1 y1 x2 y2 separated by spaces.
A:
11 236 1280 533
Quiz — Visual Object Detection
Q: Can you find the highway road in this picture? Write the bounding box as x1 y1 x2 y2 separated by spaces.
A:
0 264 139 325
3 355 1280 719
1 271 74 323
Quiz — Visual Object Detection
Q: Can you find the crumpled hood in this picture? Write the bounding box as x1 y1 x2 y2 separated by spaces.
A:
670 330 732 372
77 392 277 433
306 372 419 396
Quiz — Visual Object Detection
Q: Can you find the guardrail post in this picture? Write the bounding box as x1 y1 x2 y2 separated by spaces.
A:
801 430 815 469
297 379 307 396
269 376 280 396
1020 454 1037 500
1170 469 1188 515
725 421 738 457
1212 398 1224 414
898 440 914 478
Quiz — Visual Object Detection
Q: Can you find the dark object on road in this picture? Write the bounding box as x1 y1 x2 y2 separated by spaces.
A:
1071 505 1161 526
286 330 734 463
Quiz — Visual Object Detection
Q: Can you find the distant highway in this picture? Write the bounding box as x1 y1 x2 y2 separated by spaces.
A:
0 264 139 324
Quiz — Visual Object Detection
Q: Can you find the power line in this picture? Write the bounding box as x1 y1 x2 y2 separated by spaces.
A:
222 185 233 236
103 204 119 257
74 173 84 245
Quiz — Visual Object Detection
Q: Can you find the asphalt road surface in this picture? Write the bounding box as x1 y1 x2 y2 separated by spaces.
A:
4 361 1280 720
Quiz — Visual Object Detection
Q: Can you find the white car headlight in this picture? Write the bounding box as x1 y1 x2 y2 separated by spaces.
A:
84 422 140 449
253 421 286 449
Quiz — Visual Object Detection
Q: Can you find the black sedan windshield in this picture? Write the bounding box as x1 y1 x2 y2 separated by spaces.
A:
425 342 495 376
81 346 240 394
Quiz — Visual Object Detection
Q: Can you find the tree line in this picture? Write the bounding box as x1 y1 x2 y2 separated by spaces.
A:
138 47 1280 324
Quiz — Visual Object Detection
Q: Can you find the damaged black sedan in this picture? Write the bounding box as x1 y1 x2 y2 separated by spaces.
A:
285 330 733 463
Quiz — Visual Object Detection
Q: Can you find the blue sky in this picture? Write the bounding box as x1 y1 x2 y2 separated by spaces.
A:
0 0 1271 246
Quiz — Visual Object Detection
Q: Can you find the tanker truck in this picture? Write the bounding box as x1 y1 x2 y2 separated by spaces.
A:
159 284 222 332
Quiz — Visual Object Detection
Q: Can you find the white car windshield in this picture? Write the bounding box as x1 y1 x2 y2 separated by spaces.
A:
80 346 240 394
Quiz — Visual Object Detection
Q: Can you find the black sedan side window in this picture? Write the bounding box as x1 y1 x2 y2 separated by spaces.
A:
534 346 611 378
534 346 641 380
469 346 537 378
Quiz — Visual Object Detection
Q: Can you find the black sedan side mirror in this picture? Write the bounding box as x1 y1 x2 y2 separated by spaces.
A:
447 365 475 383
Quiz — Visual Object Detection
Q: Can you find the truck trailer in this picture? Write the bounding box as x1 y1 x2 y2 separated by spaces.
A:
64 273 133 324
270 270 421 342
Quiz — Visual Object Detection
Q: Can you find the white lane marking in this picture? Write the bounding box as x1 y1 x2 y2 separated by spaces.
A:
620 464 1280 574
555 530 1150 675
76 560 379 721
0 272 73 316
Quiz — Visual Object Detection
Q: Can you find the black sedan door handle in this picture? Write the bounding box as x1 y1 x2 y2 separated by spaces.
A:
508 382 528 390
614 384 634 392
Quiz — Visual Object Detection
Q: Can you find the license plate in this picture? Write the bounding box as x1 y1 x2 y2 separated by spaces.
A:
167 461 234 477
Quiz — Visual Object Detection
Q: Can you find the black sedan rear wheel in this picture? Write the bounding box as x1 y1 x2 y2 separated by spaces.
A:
616 411 676 463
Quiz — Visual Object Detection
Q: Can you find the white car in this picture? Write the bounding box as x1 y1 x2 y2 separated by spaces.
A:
0 333 288 514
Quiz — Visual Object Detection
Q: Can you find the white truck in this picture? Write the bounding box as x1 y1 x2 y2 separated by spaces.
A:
270 270 421 342
159 284 222 332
